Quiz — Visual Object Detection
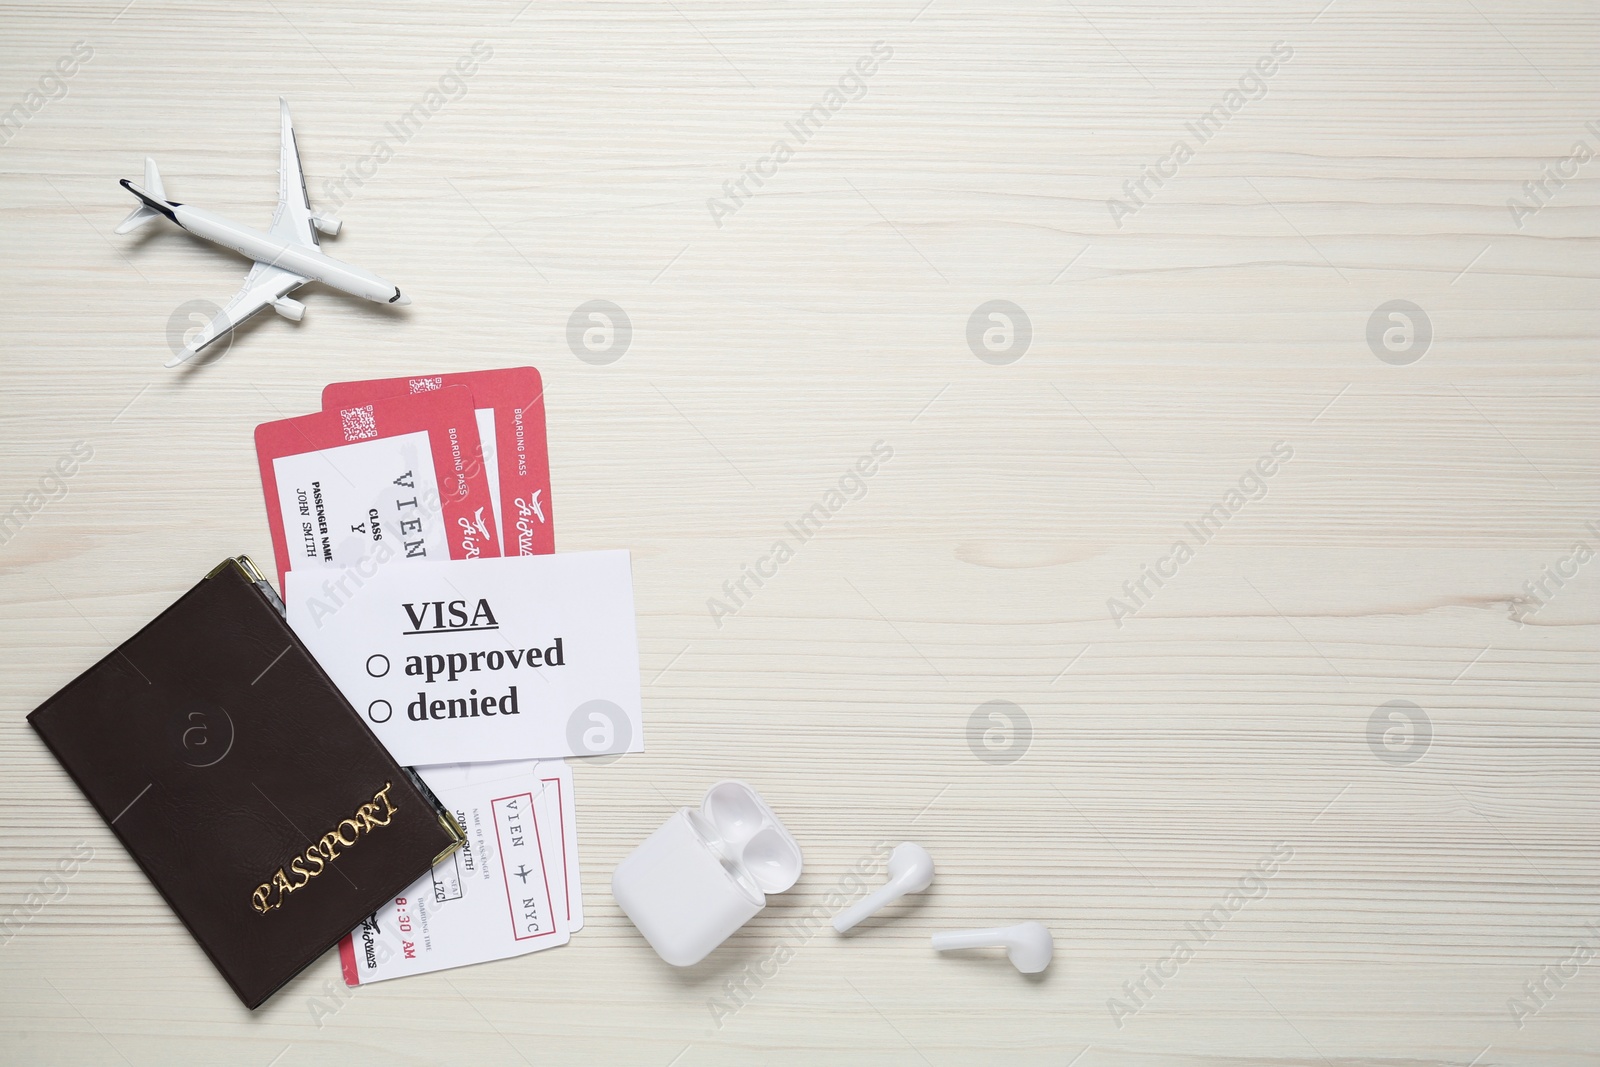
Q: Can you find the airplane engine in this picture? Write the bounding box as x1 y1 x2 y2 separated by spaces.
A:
311 213 342 236
272 297 306 321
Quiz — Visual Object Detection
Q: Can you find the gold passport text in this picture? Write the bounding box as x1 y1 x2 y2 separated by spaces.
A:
251 783 398 914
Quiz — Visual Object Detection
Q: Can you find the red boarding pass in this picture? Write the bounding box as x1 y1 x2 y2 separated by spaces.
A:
255 385 501 590
322 368 553 557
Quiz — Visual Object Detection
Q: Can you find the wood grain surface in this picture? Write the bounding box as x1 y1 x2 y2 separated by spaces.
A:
0 1 1596 1064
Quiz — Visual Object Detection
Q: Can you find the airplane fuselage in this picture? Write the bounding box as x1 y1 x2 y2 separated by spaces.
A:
173 203 405 305
120 178 405 306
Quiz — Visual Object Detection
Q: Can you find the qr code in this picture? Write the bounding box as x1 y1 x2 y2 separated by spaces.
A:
340 405 377 442
409 377 443 394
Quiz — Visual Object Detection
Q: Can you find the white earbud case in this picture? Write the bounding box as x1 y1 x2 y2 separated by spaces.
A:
611 780 802 966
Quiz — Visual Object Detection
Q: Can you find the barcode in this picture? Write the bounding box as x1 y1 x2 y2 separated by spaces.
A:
340 405 377 441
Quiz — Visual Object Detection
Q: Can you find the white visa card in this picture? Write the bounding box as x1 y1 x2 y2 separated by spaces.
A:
285 551 643 766
339 760 574 984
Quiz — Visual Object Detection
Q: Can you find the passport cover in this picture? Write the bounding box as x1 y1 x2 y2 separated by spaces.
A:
28 557 465 1009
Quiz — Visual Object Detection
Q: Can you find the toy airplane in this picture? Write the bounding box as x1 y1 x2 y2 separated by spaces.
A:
116 98 408 367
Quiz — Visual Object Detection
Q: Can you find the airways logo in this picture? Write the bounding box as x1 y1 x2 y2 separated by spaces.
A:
402 598 498 635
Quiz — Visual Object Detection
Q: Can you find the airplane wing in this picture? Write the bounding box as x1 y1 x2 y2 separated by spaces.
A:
167 262 308 367
266 97 320 248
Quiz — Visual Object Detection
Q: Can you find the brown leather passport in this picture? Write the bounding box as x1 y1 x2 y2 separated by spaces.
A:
28 557 465 1009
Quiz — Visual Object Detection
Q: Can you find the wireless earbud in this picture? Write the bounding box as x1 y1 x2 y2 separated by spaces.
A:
930 921 1053 973
832 842 934 933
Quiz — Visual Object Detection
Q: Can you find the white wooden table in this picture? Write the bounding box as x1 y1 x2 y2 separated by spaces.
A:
1 2 1596 1063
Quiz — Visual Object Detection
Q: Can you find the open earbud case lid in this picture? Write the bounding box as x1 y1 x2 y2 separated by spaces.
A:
700 780 802 894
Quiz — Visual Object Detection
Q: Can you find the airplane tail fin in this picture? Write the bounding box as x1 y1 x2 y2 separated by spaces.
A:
143 157 167 200
115 158 170 234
